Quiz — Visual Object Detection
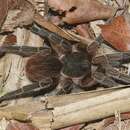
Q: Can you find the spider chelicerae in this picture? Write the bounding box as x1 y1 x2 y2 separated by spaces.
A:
0 24 130 102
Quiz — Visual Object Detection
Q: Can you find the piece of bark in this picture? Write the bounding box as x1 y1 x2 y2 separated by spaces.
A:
53 87 130 117
0 87 130 129
46 85 128 107
32 104 130 130
30 88 130 129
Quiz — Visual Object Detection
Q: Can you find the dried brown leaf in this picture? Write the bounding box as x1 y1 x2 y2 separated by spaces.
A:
0 0 24 28
75 24 95 39
1 0 77 42
0 0 9 27
4 34 17 45
103 112 130 127
99 16 130 51
1 0 35 32
103 119 130 130
48 0 116 24
59 124 83 130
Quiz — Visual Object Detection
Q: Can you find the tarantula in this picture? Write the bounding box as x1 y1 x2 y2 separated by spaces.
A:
0 24 130 102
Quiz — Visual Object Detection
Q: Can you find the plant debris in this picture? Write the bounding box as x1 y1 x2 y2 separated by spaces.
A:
0 0 130 130
99 15 130 51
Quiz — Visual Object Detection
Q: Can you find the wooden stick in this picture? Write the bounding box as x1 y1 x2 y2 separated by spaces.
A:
52 97 130 129
53 88 130 116
46 85 129 107
32 88 130 129
1 87 130 129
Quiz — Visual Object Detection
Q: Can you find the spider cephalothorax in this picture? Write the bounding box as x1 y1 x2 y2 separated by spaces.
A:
1 24 130 102
61 51 91 78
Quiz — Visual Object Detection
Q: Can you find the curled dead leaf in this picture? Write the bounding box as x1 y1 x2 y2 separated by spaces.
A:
99 16 130 51
48 0 116 24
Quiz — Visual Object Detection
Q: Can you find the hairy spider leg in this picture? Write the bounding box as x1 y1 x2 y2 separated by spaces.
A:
92 68 120 87
0 45 50 57
31 24 72 55
0 83 39 102
93 66 130 86
0 78 55 102
0 46 60 102
105 66 130 84
92 51 130 86
55 77 73 95
92 51 130 67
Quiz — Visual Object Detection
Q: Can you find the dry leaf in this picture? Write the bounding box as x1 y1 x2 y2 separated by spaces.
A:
0 0 78 42
75 24 95 39
1 1 76 42
103 118 130 130
83 113 130 130
0 0 24 28
48 0 116 24
115 0 129 8
103 120 130 130
4 34 17 45
1 0 35 32
103 112 130 127
99 16 130 51
0 0 9 27
59 124 83 130
6 120 38 130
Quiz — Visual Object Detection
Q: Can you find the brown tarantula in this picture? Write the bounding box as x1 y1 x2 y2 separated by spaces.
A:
0 24 130 102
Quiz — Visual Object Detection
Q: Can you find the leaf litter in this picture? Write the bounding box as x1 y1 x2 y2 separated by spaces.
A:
0 0 130 130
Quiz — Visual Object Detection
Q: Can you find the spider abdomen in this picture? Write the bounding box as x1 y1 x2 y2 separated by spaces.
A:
62 52 91 78
26 53 62 82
